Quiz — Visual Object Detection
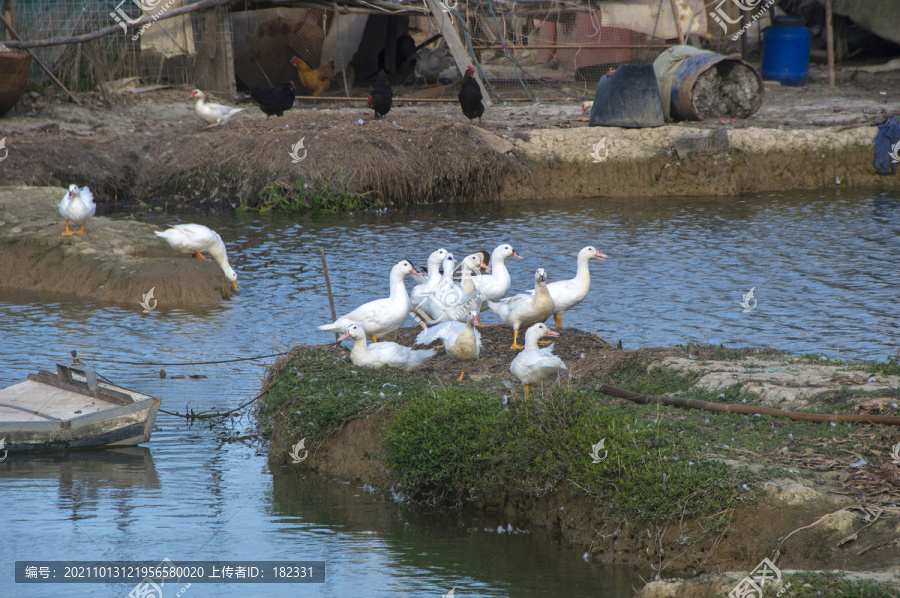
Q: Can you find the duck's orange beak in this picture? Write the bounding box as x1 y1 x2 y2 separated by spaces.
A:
594 252 608 261
337 330 351 342
545 329 560 337
232 280 238 292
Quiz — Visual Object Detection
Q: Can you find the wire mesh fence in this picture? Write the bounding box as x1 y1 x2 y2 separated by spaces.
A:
2 0 234 94
1 0 738 102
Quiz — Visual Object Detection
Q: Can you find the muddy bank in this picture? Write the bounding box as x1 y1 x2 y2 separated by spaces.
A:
0 186 237 304
1 115 892 207
1 81 898 207
260 329 900 583
502 125 885 200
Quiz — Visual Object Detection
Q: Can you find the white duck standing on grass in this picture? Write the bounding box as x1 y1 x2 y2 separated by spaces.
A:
319 259 420 342
416 310 482 381
510 323 567 401
338 324 436 372
488 268 555 349
154 224 238 291
530 246 607 329
472 243 522 304
58 184 96 236
190 89 244 129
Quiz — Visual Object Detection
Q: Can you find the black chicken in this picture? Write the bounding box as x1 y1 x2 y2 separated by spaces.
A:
249 81 296 118
458 66 484 125
367 70 393 119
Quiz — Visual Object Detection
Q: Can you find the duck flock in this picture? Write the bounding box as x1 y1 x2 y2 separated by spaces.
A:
318 244 608 400
57 186 606 401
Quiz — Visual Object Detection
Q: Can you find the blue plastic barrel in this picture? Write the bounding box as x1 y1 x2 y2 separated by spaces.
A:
761 16 810 86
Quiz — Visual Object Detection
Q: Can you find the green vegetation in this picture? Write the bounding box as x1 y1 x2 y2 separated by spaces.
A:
258 345 894 525
797 352 900 377
240 168 383 214
782 572 900 597
385 390 505 500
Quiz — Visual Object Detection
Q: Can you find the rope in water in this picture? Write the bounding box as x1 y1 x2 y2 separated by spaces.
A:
86 351 289 367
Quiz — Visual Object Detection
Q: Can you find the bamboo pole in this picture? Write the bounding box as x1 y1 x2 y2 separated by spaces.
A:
825 0 835 86
423 0 491 107
320 248 339 342
597 384 900 425
740 10 747 60
291 96 580 103
668 0 685 45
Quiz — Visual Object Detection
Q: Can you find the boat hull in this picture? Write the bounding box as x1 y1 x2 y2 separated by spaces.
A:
0 365 161 453
0 397 160 451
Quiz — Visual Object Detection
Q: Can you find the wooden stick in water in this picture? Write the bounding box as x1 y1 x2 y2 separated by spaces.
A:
320 248 338 341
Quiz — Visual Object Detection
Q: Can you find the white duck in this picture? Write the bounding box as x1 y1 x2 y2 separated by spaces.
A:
410 248 451 313
190 89 244 128
319 260 420 342
154 224 238 291
58 184 96 236
510 323 567 401
338 324 436 372
530 246 607 329
471 243 522 303
416 311 482 381
429 253 488 323
488 268 555 349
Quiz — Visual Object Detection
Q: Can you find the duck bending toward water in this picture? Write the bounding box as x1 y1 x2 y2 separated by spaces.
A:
58 184 96 236
416 311 482 381
339 324 436 371
154 223 238 291
319 260 420 342
510 323 567 401
488 268 555 349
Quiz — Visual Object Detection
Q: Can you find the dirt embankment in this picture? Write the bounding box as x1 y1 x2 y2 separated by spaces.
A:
2 69 900 208
0 186 237 305
264 329 900 585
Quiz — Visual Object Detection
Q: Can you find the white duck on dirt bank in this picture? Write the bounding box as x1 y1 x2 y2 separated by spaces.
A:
339 324 436 372
58 184 96 236
319 260 420 342
190 89 244 128
423 253 488 324
529 246 607 328
488 268 555 349
471 243 522 303
410 248 451 310
510 323 567 401
154 224 238 291
416 310 482 381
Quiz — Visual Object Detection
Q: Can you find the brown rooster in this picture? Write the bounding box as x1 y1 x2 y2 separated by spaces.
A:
290 56 334 97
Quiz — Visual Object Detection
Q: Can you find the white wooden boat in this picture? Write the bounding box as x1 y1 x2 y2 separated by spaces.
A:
0 365 160 452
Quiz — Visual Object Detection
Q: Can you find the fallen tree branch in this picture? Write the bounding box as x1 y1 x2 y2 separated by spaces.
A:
3 0 235 50
596 384 900 425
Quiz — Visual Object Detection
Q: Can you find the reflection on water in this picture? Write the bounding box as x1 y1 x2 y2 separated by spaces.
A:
270 470 645 597
1 189 898 596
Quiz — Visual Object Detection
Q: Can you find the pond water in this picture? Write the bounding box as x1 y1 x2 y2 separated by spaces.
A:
1 188 898 597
